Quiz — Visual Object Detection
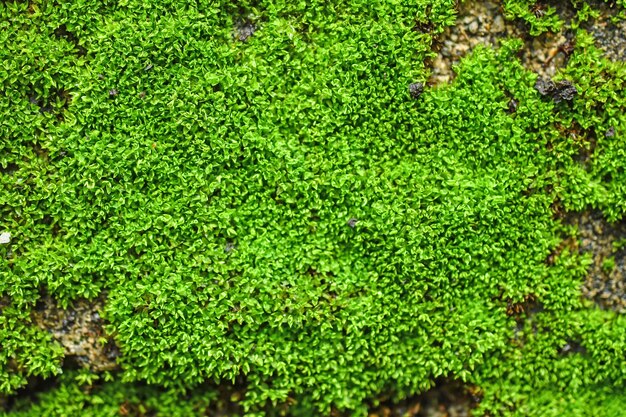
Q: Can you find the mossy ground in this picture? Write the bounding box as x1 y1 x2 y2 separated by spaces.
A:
1 0 626 416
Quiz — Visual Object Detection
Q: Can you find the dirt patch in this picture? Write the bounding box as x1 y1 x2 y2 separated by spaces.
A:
31 296 120 372
566 211 626 313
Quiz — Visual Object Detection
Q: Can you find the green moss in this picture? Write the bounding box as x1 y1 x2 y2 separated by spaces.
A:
502 0 563 35
1 0 626 416
602 257 615 273
0 306 64 394
501 0 626 35
2 371 220 417
554 30 626 221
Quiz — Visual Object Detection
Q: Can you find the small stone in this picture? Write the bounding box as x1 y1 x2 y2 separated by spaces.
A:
553 80 577 103
455 43 470 55
235 20 256 42
492 15 505 33
534 78 555 96
606 127 615 137
0 232 10 244
444 40 456 49
409 82 424 99
108 89 118 98
534 78 577 103
347 218 358 228
468 20 479 35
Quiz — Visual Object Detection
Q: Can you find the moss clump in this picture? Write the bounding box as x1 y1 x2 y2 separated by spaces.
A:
1 0 626 416
501 0 626 35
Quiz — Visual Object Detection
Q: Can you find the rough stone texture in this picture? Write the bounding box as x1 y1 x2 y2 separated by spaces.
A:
566 212 626 313
429 0 623 86
409 82 425 99
429 0 573 84
234 19 257 42
31 297 120 371
535 78 578 102
583 2 626 62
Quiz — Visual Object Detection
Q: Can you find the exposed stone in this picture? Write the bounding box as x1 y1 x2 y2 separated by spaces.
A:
492 15 505 33
409 82 424 99
606 127 615 137
535 78 577 103
582 1 626 62
428 0 617 86
565 211 626 313
467 20 479 35
235 19 257 42
31 296 120 372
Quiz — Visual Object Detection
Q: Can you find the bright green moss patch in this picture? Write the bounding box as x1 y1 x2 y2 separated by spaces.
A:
501 0 626 35
502 0 563 35
2 371 222 417
555 31 626 220
1 0 626 416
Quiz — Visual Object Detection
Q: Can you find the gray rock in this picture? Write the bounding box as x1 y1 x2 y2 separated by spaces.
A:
492 15 505 33
468 20 479 35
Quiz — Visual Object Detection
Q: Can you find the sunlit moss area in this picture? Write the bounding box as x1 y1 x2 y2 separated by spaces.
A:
1 1 625 416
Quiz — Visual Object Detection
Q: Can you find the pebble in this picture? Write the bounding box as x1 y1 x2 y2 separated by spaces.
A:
409 82 424 99
492 15 505 33
235 20 256 42
606 127 615 137
468 20 479 35
455 43 470 54
0 232 10 244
